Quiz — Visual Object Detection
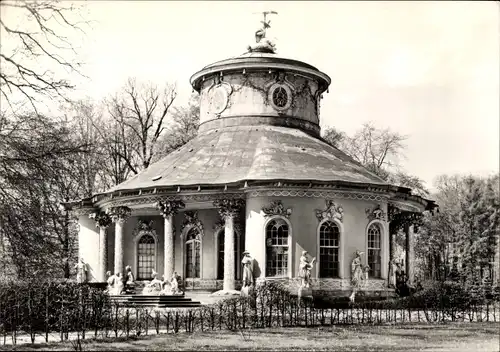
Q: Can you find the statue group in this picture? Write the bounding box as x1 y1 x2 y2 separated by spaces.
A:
79 247 381 302
141 269 184 296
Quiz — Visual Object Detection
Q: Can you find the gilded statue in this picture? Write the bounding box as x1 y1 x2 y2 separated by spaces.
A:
349 250 369 303
75 257 88 283
241 251 255 287
247 11 277 54
298 251 316 288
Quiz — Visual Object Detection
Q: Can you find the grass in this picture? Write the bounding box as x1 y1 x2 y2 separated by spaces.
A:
1 323 499 351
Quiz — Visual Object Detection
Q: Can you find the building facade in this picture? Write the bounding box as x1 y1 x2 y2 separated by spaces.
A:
69 30 436 297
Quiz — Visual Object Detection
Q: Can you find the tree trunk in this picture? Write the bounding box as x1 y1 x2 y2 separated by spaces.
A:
63 211 71 279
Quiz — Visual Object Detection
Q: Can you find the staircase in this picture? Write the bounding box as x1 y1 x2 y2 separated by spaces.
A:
110 294 202 308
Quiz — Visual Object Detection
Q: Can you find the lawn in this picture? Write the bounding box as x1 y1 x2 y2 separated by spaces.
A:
1 323 498 351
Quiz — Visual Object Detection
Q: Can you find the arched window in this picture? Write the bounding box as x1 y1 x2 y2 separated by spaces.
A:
185 228 201 278
217 230 238 280
265 218 289 277
367 223 382 278
319 221 340 278
137 234 155 280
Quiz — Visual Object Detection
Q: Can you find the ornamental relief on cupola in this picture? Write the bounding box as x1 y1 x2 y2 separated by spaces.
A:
232 71 297 111
207 75 233 117
267 71 295 112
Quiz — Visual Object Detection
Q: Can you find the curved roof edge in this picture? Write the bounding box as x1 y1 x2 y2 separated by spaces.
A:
62 179 437 214
190 53 331 92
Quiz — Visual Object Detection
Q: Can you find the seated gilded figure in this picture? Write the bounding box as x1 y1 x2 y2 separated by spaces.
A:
142 269 163 295
247 29 276 54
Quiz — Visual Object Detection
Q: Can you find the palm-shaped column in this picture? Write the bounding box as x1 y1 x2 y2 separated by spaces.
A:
157 200 185 280
90 211 112 281
108 206 131 276
213 199 245 293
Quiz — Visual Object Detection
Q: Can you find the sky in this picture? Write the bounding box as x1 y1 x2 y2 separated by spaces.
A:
2 1 499 190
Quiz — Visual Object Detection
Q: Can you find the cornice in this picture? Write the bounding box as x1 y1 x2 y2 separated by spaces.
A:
190 62 331 92
97 192 245 210
69 180 433 214
246 188 389 202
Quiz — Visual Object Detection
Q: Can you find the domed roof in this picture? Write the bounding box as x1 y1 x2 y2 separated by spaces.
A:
109 125 387 192
107 43 386 193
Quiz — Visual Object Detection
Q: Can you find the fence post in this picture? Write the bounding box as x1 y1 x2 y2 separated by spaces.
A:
167 311 171 333
155 311 159 334
113 304 118 338
174 311 179 333
59 299 64 342
126 309 130 337
135 309 140 336
210 308 214 331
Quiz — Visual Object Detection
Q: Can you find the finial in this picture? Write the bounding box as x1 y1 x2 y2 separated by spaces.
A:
247 11 278 54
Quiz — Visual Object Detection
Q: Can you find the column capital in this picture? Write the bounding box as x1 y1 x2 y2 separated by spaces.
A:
389 208 423 234
157 200 185 218
107 206 131 224
213 198 245 218
89 211 112 228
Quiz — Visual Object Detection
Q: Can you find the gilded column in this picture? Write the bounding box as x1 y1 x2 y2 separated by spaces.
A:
214 199 245 292
157 200 185 280
90 212 112 282
408 225 415 285
108 206 131 276
387 205 399 265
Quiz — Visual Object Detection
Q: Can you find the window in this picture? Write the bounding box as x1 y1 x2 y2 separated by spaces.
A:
185 228 201 278
268 83 292 111
272 86 288 108
137 234 155 280
319 221 340 278
367 223 382 278
217 230 238 280
265 218 289 277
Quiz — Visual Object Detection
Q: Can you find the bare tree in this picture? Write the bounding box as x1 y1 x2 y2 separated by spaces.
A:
343 122 407 175
322 122 428 195
322 126 347 149
63 99 110 196
154 92 200 161
105 78 177 174
0 0 88 113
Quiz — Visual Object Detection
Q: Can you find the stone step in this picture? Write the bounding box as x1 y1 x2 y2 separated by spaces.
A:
108 295 202 308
